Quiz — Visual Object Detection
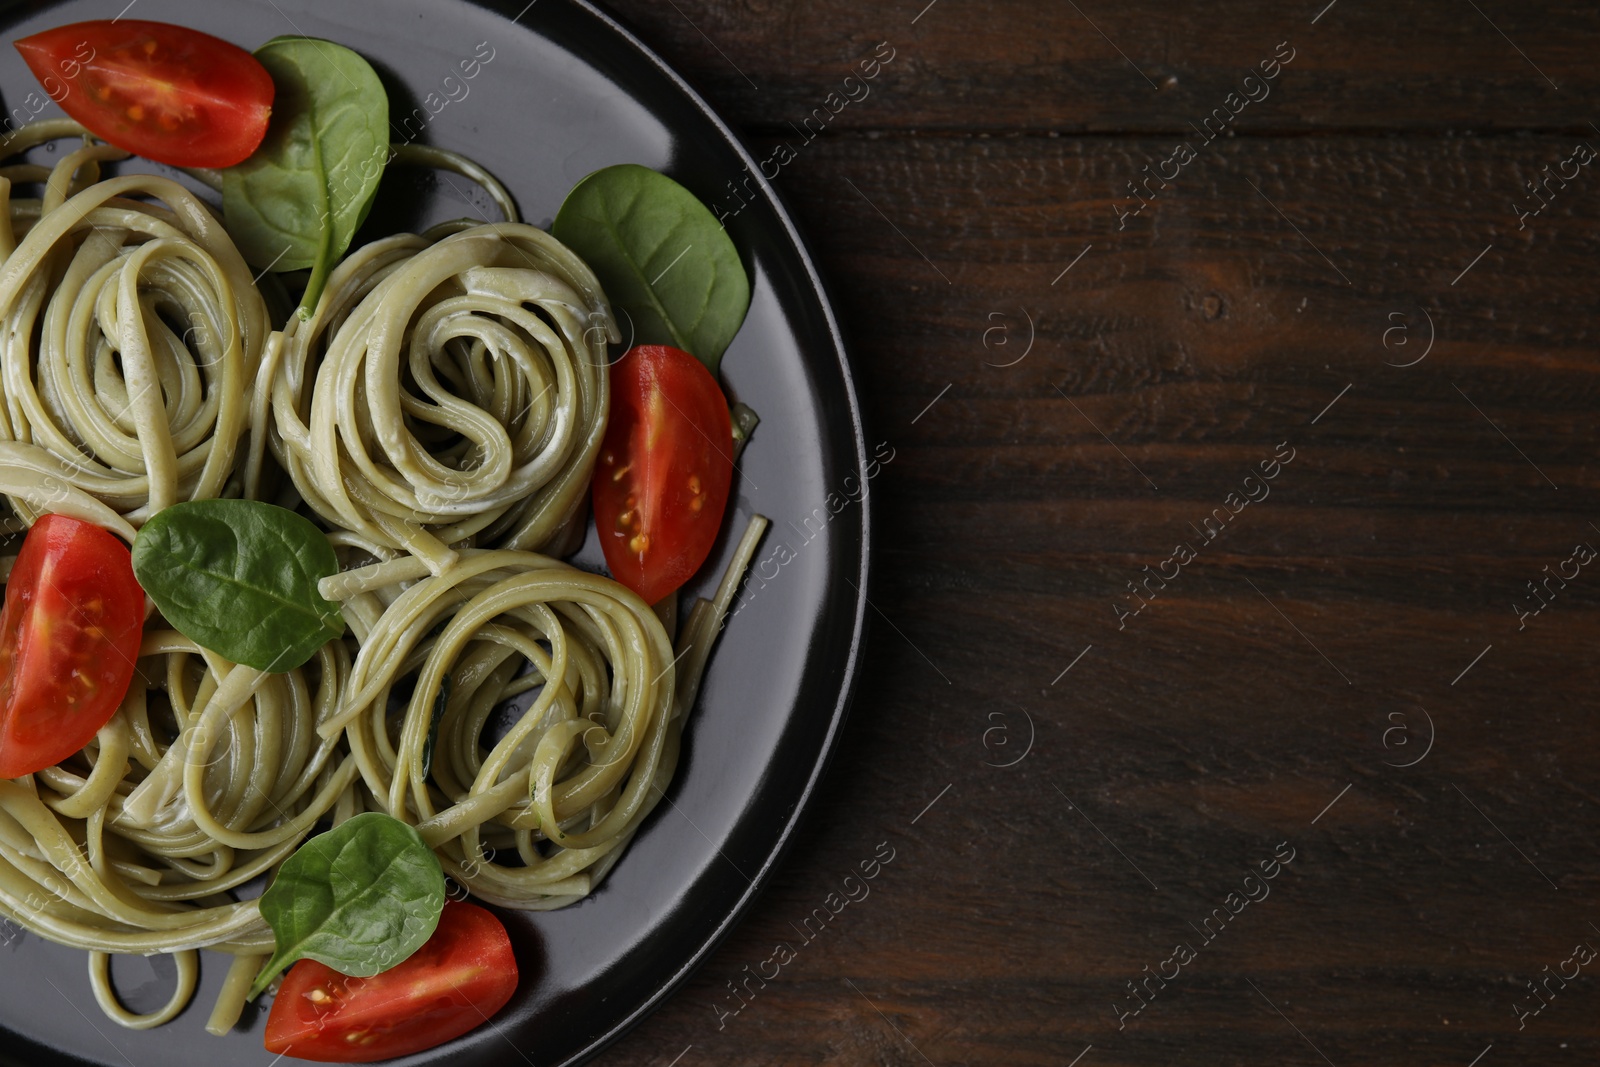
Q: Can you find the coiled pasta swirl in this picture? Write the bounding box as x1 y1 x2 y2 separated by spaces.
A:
0 121 267 527
268 223 615 574
321 549 678 910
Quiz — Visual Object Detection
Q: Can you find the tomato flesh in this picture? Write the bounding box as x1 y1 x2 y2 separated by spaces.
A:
14 20 274 168
264 900 519 1063
593 345 734 605
0 515 144 779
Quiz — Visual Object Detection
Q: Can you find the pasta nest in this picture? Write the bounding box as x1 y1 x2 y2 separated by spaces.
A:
0 137 268 529
267 222 615 574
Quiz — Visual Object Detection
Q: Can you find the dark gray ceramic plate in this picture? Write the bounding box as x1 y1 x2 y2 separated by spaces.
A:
0 1 869 1064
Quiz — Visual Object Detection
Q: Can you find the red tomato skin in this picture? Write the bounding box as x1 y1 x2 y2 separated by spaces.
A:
14 20 274 169
264 900 519 1063
593 345 734 605
0 515 144 779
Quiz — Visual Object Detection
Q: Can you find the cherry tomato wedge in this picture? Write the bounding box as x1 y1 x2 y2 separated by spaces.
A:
264 900 518 1063
14 20 274 169
593 345 734 605
0 514 144 780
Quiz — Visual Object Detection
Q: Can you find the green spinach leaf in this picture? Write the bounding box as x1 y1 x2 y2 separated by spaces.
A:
222 36 389 319
131 499 344 673
552 164 750 376
248 812 446 1000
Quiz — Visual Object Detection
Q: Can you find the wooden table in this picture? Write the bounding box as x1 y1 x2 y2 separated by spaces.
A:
595 2 1600 1063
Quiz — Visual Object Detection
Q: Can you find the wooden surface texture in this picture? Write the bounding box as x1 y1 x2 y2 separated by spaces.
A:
596 2 1600 1064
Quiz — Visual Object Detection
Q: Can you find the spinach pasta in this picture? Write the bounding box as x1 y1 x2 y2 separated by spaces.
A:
0 636 350 1028
0 120 268 529
264 219 614 572
326 549 681 908
0 119 764 1038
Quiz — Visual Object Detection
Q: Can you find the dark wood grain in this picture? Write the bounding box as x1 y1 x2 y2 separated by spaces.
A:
603 0 1598 133
592 2 1600 1064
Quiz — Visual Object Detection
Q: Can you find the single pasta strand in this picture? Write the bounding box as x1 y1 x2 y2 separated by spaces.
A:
88 948 199 1030
390 143 521 224
205 952 268 1036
